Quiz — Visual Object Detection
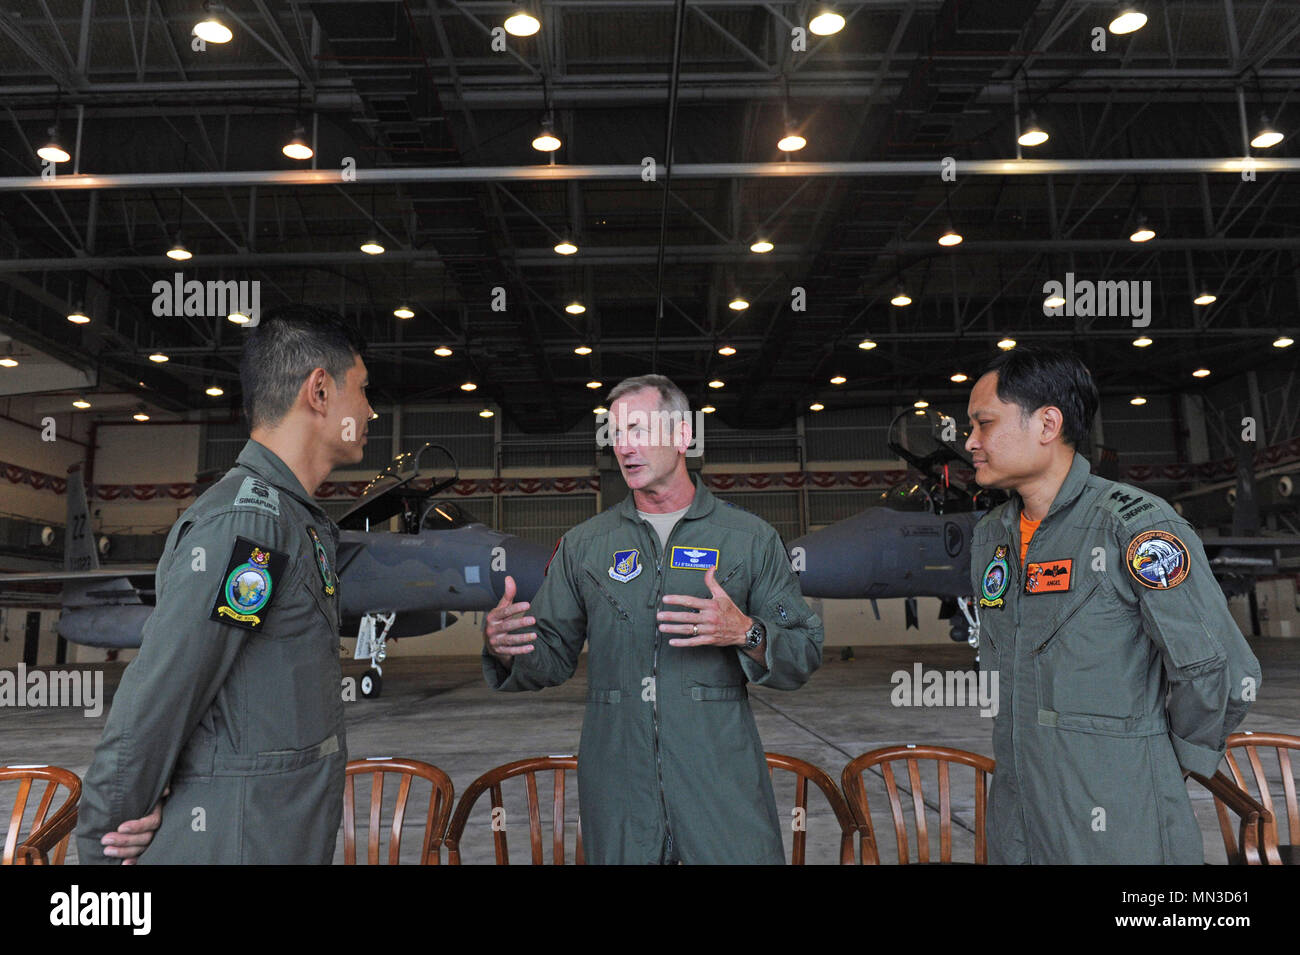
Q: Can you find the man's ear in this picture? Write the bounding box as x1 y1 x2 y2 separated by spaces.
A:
1038 405 1065 445
304 368 330 413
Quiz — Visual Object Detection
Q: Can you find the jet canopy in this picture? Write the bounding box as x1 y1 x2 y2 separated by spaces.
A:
337 443 460 533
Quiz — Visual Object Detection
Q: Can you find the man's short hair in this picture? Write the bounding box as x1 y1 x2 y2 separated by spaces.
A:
606 374 691 417
238 305 367 430
981 345 1099 449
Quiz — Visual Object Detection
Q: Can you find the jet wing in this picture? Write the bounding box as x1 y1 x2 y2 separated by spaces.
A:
0 567 157 582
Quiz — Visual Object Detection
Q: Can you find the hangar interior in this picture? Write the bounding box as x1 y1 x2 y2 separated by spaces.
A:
1 0 1299 864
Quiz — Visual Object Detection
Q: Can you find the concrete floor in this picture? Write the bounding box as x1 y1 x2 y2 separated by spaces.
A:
4 639 1297 865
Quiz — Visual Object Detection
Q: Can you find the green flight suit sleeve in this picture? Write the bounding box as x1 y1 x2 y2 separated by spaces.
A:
736 526 824 690
75 507 286 864
1115 513 1261 778
483 533 589 692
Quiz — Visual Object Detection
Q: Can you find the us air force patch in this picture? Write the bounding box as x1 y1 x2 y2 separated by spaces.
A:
1126 529 1190 590
609 549 642 583
210 537 288 631
671 546 718 571
234 477 280 517
306 526 336 596
979 544 1010 609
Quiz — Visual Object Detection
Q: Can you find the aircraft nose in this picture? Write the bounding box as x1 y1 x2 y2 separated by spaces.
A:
488 535 555 604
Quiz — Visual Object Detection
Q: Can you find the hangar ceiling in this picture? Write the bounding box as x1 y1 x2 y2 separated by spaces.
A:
0 0 1298 433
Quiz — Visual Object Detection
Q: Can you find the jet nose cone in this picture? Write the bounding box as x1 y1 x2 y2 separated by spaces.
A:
489 535 555 603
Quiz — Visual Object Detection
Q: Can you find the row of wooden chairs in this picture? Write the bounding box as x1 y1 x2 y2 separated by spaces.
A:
5 731 1296 864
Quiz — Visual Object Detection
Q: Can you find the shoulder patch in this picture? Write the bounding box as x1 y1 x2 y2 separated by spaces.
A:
210 536 289 631
1126 529 1191 590
234 476 280 517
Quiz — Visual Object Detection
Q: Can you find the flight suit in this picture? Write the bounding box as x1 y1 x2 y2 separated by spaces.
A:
77 439 346 864
970 452 1261 863
483 477 824 864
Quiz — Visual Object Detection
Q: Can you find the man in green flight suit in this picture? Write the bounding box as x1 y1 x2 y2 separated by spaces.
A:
965 346 1261 863
484 375 824 864
77 306 372 863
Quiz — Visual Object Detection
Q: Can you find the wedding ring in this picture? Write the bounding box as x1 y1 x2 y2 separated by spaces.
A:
692 624 699 636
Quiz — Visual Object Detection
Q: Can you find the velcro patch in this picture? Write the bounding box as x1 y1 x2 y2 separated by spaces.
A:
1025 559 1073 594
670 546 718 571
234 477 280 517
209 536 289 632
1126 529 1190 590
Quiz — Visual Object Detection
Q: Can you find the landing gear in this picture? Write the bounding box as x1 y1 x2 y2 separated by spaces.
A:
354 611 396 699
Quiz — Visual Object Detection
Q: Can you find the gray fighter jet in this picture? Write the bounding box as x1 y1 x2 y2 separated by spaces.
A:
0 444 551 698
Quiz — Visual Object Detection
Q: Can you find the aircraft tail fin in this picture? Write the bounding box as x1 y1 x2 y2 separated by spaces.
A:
64 465 99 572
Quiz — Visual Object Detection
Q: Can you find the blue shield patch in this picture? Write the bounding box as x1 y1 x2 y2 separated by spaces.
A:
670 546 719 571
609 548 642 583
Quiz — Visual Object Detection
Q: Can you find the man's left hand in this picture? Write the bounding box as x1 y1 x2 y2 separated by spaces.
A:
659 565 752 647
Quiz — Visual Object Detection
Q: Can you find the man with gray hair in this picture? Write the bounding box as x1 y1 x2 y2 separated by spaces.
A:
484 374 824 863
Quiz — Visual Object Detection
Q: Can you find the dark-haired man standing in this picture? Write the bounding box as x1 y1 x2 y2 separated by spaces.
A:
77 307 372 863
965 345 1260 864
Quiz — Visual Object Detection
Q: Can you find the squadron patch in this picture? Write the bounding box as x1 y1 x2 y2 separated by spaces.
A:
608 549 642 583
670 546 719 571
306 526 335 596
233 477 280 517
1025 559 1073 595
1126 529 1191 590
979 544 1010 609
210 537 289 632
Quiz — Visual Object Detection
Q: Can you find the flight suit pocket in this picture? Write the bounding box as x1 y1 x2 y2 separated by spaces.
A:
581 568 635 696
1033 581 1142 720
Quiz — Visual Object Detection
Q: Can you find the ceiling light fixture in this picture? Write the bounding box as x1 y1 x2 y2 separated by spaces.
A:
460 381 477 391
717 344 737 356
997 337 1017 350
809 402 825 412
1017 111 1049 147
149 352 169 363
708 379 725 389
360 238 385 255
434 346 453 357
36 128 70 164
809 7 845 36
1274 335 1294 349
73 398 91 409
1129 216 1155 243
531 114 561 152
1250 115 1283 149
166 234 192 261
1108 5 1147 35
282 124 313 161
701 405 716 414
573 344 592 355
479 409 495 418
66 308 90 325
565 302 586 315
1133 336 1153 348
504 6 541 36
193 4 234 44
1193 290 1217 306
553 238 578 255
1192 368 1211 378
206 384 224 396
728 296 749 311
858 338 877 350
1130 396 1147 406
830 375 846 385
749 239 774 254
393 305 415 320
950 372 968 383
890 288 912 307
228 311 250 324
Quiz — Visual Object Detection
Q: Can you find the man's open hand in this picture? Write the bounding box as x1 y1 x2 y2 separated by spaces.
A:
484 574 536 662
102 787 168 864
659 565 752 647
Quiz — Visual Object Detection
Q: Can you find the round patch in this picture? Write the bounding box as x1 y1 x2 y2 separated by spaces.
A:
1126 529 1190 590
225 562 272 614
979 544 1011 607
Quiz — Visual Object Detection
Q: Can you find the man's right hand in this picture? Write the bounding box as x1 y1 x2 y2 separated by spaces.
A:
484 575 537 665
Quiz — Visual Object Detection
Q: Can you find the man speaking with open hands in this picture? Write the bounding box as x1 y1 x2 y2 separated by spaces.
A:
483 374 823 864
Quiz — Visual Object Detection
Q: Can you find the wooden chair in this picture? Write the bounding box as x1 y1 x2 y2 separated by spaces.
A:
3 765 81 866
1187 769 1275 865
1223 731 1298 864
841 745 994 864
765 753 857 864
444 756 583 865
343 757 454 864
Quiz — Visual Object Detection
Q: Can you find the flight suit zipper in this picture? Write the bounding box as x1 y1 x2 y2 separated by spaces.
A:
1030 581 1101 656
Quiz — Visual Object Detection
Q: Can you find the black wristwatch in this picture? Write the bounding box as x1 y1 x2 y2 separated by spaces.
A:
742 619 765 650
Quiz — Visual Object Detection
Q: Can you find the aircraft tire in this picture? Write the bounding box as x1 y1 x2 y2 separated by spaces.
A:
361 668 383 699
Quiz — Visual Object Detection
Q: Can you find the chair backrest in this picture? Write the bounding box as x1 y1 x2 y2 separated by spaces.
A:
765 753 857 864
1187 769 1273 865
444 756 582 865
2 765 81 866
342 757 454 865
841 745 994 865
1224 731 1298 864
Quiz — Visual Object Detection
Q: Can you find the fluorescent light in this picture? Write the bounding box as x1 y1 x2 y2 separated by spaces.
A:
749 239 774 254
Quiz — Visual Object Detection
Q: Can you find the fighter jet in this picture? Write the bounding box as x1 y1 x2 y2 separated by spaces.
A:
0 444 552 698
